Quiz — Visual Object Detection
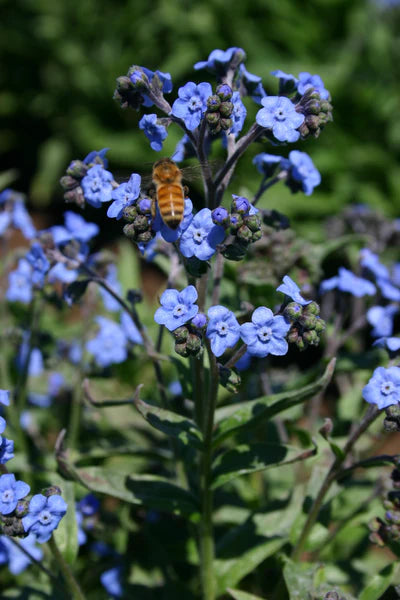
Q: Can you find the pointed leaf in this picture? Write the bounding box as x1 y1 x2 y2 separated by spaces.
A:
51 478 78 565
283 558 324 599
213 359 335 446
73 466 199 519
211 442 317 489
134 396 203 448
227 589 267 600
359 563 399 600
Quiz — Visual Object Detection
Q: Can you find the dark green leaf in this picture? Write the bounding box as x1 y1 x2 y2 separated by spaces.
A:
359 563 399 600
227 589 267 600
73 466 199 518
213 359 335 446
211 442 317 489
283 557 323 599
51 478 79 565
134 395 203 448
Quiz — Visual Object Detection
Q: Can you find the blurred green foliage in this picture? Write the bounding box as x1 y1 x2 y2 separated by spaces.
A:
1 0 400 230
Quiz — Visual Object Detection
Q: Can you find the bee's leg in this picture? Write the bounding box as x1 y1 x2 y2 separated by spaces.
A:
183 185 189 198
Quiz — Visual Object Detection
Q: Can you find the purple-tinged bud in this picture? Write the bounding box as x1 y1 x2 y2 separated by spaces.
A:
207 95 221 111
288 328 299 343
299 314 317 330
173 326 189 343
123 223 136 239
284 302 303 321
231 195 250 214
66 160 88 179
138 198 152 214
219 101 234 118
212 206 230 227
220 117 233 130
64 187 85 208
230 213 244 231
60 175 80 191
191 313 207 329
15 499 30 517
122 205 138 222
127 67 148 89
216 84 233 101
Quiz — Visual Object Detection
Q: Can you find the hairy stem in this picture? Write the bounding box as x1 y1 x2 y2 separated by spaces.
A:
48 537 86 600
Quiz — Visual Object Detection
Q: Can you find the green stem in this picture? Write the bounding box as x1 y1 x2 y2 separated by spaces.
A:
68 369 83 451
199 340 219 600
48 537 86 600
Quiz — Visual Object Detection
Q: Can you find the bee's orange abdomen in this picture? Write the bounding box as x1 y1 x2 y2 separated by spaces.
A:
157 182 184 229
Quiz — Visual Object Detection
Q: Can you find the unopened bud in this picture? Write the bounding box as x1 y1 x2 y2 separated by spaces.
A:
304 301 320 316
220 117 233 131
173 326 189 343
43 485 62 497
66 160 88 179
244 213 261 233
236 225 253 243
206 112 220 126
288 328 299 343
206 95 221 111
134 215 151 233
122 205 138 222
216 84 233 101
284 302 303 321
186 333 202 354
219 101 234 118
218 365 241 393
175 342 189 357
136 230 153 243
303 329 318 344
314 317 326 333
60 175 79 191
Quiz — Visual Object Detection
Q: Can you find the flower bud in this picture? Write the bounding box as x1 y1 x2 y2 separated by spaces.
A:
296 337 306 351
303 329 319 345
384 417 400 432
64 187 85 208
173 326 189 343
236 225 253 243
231 196 250 214
219 101 234 118
136 230 153 244
212 206 230 227
186 333 202 355
138 198 152 214
288 328 299 343
220 117 233 131
216 84 233 101
222 239 249 261
66 160 88 179
123 223 137 239
206 112 220 126
122 205 138 222
175 342 189 357
134 215 151 232
43 485 62 497
15 500 30 517
230 213 244 231
127 67 148 89
206 95 221 111
218 365 241 394
314 317 326 333
60 175 79 191
244 213 261 233
299 313 317 330
304 301 320 316
284 302 303 321
191 313 207 329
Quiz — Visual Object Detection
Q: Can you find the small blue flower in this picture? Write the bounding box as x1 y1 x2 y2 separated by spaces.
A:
107 173 141 220
22 494 67 543
12 201 36 239
376 277 400 301
28 348 44 377
230 91 247 134
139 114 168 151
360 249 390 280
171 82 212 131
83 148 110 168
48 262 78 284
169 381 183 396
48 372 65 397
253 153 284 177
367 305 398 337
120 312 143 345
373 337 400 354
0 390 10 406
231 195 250 214
277 275 311 306
153 198 194 243
191 312 207 329
297 72 330 100
154 285 198 332
0 417 5 445
212 206 230 226
25 243 50 287
100 566 123 598
77 493 100 517
81 165 114 208
194 47 245 74
86 317 127 367
138 67 173 107
0 438 14 464
206 305 240 357
179 208 225 261
240 307 291 358
64 211 99 242
271 70 298 85
99 265 123 312
320 268 376 297
362 366 400 409
239 64 267 104
256 96 304 143
0 474 30 515
281 151 321 196
6 259 33 303
0 533 43 575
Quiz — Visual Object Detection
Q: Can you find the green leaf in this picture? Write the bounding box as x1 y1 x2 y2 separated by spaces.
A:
51 477 79 565
213 359 335 446
73 466 200 519
283 557 324 599
359 563 399 600
134 395 203 449
211 442 317 489
227 590 267 600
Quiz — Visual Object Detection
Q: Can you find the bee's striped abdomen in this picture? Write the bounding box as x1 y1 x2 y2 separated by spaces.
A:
157 182 185 229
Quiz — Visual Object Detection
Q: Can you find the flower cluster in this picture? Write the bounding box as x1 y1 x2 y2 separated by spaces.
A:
253 150 321 196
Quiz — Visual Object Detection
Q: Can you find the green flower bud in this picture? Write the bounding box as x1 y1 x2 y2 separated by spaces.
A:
303 329 319 345
66 160 88 179
250 230 262 242
244 213 262 233
284 303 303 321
206 95 221 111
216 84 233 101
220 117 233 131
134 215 151 232
206 112 220 126
175 342 189 357
186 333 202 355
296 337 306 351
136 230 153 244
218 365 241 394
314 317 326 333
122 205 138 222
304 301 320 316
299 314 317 330
236 225 253 243
219 101 234 118
173 326 189 343
230 213 244 231
123 223 137 239
60 175 79 191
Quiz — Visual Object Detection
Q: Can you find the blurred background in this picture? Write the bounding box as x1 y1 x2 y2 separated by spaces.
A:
1 0 400 240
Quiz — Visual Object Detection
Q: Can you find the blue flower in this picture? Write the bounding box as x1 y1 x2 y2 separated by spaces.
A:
153 198 194 243
171 82 212 131
77 493 100 517
81 165 114 208
107 173 141 220
360 249 390 280
191 312 207 329
139 114 168 151
281 150 321 196
194 47 245 74
367 305 398 337
297 72 330 100
362 366 400 409
86 317 127 367
22 494 68 543
212 206 230 226
28 348 44 377
0 533 43 575
206 306 241 357
137 67 173 107
25 243 50 287
0 211 11 236
232 195 250 214
154 285 198 332
100 566 123 598
256 96 304 142
230 91 247 134
238 64 267 104
271 70 298 85
376 277 400 301
240 307 291 358
0 474 30 515
253 153 284 177
169 381 183 396
0 390 10 406
48 372 65 397
0 438 14 464
83 148 110 168
120 312 143 345
12 201 36 239
0 417 5 444
320 267 376 297
179 208 225 261
373 337 400 354
76 508 87 546
64 211 99 242
6 259 33 303
48 262 78 284
277 275 311 306
99 265 123 312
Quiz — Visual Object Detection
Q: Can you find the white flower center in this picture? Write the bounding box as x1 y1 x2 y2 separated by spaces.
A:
193 228 206 243
257 326 272 342
39 509 53 525
2 489 14 503
381 381 395 396
216 321 228 336
173 303 187 318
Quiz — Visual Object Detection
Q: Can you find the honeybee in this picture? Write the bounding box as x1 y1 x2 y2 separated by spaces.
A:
151 157 185 230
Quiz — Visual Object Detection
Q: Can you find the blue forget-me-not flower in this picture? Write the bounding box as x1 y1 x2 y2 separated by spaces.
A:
107 173 141 220
139 114 168 152
81 165 114 208
240 307 291 357
256 96 304 143
179 208 225 261
277 275 311 306
171 82 212 131
154 285 198 332
22 493 68 543
0 474 30 515
206 306 241 357
362 366 400 409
